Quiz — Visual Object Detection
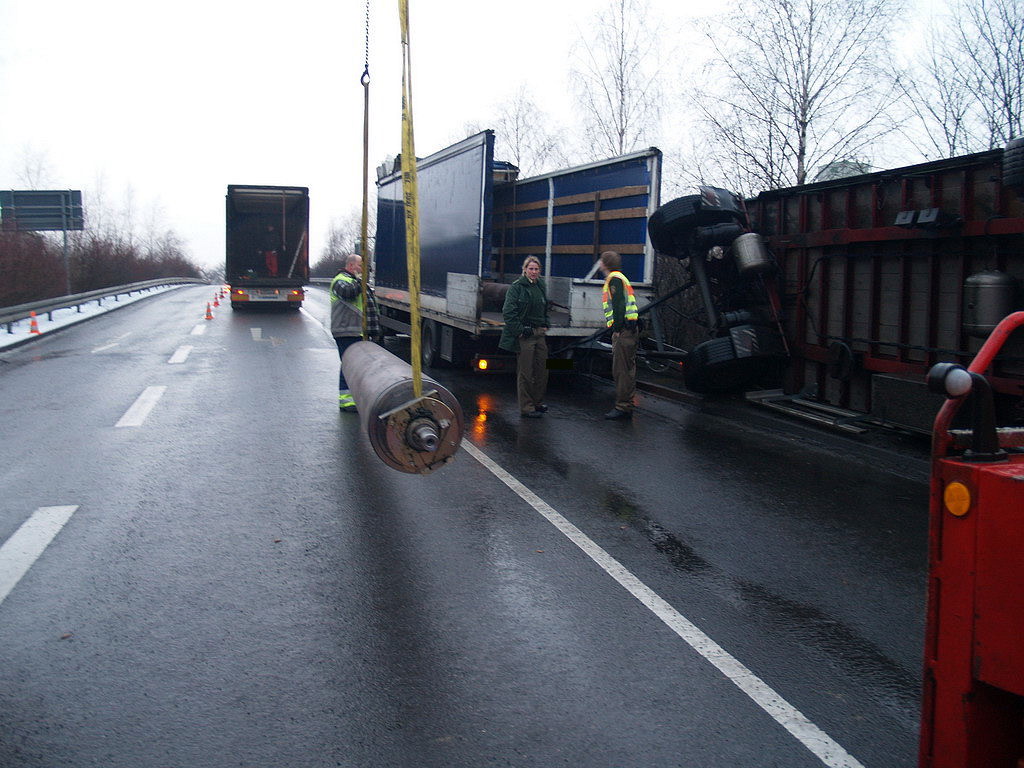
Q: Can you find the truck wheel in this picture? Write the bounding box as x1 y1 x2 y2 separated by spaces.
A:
1003 137 1024 188
683 336 773 393
648 195 704 256
647 189 747 257
421 319 439 368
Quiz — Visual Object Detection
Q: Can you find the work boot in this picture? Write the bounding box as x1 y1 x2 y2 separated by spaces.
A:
604 408 632 420
534 404 549 413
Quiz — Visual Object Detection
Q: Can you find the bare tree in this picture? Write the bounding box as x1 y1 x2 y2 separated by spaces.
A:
895 27 980 159
492 85 569 176
896 0 1023 158
313 208 373 278
15 145 54 189
951 0 1024 145
570 0 662 159
691 0 904 191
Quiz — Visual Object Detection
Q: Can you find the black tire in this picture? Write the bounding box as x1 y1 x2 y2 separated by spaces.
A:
648 189 747 258
421 319 439 368
684 336 774 393
1003 137 1024 188
647 195 704 256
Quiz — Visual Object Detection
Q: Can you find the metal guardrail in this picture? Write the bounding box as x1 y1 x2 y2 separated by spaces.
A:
1 278 208 333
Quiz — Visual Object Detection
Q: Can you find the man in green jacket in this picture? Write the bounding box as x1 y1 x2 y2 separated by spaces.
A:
499 256 550 418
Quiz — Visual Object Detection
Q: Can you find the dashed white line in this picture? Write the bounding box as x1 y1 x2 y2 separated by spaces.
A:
91 332 131 354
168 345 193 364
190 324 206 336
250 328 262 340
461 440 866 768
0 506 78 606
115 386 167 427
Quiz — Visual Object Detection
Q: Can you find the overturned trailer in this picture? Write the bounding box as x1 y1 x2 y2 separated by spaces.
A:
748 147 1024 432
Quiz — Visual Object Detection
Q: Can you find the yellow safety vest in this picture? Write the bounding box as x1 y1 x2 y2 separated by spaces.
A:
602 271 638 327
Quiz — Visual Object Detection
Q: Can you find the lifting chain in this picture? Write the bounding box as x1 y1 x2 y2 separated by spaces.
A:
359 0 371 339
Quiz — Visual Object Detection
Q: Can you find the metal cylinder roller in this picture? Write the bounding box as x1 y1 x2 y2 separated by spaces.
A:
341 341 465 474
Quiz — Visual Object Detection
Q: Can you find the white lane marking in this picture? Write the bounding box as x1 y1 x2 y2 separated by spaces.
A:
250 328 262 340
115 386 167 427
461 440 866 768
0 506 78 606
168 345 193 364
190 324 206 336
91 332 132 354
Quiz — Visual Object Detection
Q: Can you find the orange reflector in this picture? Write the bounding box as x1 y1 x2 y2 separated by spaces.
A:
944 481 971 517
477 359 489 371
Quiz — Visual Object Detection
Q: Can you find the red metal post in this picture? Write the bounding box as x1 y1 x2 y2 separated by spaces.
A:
920 311 1024 768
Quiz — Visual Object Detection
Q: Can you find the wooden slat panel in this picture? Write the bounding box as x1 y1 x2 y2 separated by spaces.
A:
493 185 649 215
495 207 649 230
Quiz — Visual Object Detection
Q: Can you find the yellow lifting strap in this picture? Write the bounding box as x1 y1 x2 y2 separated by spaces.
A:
359 0 371 340
399 0 423 398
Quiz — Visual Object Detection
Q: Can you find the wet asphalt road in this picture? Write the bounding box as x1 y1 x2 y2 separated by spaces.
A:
0 284 929 767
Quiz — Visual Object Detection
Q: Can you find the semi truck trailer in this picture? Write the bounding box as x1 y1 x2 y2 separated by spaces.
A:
225 185 309 309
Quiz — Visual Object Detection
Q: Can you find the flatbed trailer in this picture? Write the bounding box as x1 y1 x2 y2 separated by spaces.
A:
372 131 662 368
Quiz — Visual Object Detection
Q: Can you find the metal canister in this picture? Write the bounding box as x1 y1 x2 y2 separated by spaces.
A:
963 271 1018 338
732 233 773 275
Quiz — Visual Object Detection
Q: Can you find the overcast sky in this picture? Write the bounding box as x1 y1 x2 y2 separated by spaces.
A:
0 0 729 270
1 0 928 271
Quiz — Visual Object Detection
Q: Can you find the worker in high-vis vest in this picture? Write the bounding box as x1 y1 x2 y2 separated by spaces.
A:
330 253 380 412
599 250 639 420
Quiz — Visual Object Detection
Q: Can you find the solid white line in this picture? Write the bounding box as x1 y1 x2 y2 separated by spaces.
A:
168 345 193 364
190 324 206 336
115 386 167 427
461 440 865 768
0 506 78 606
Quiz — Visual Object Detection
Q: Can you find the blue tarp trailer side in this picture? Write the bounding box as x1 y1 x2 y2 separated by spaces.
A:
492 148 661 286
375 132 494 297
372 130 661 366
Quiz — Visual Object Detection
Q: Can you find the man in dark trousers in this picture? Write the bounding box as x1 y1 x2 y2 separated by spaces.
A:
598 250 639 419
499 255 550 418
330 254 380 412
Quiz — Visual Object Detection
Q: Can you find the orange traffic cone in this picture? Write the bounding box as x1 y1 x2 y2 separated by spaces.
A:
205 302 214 320
28 311 41 334
213 294 220 308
